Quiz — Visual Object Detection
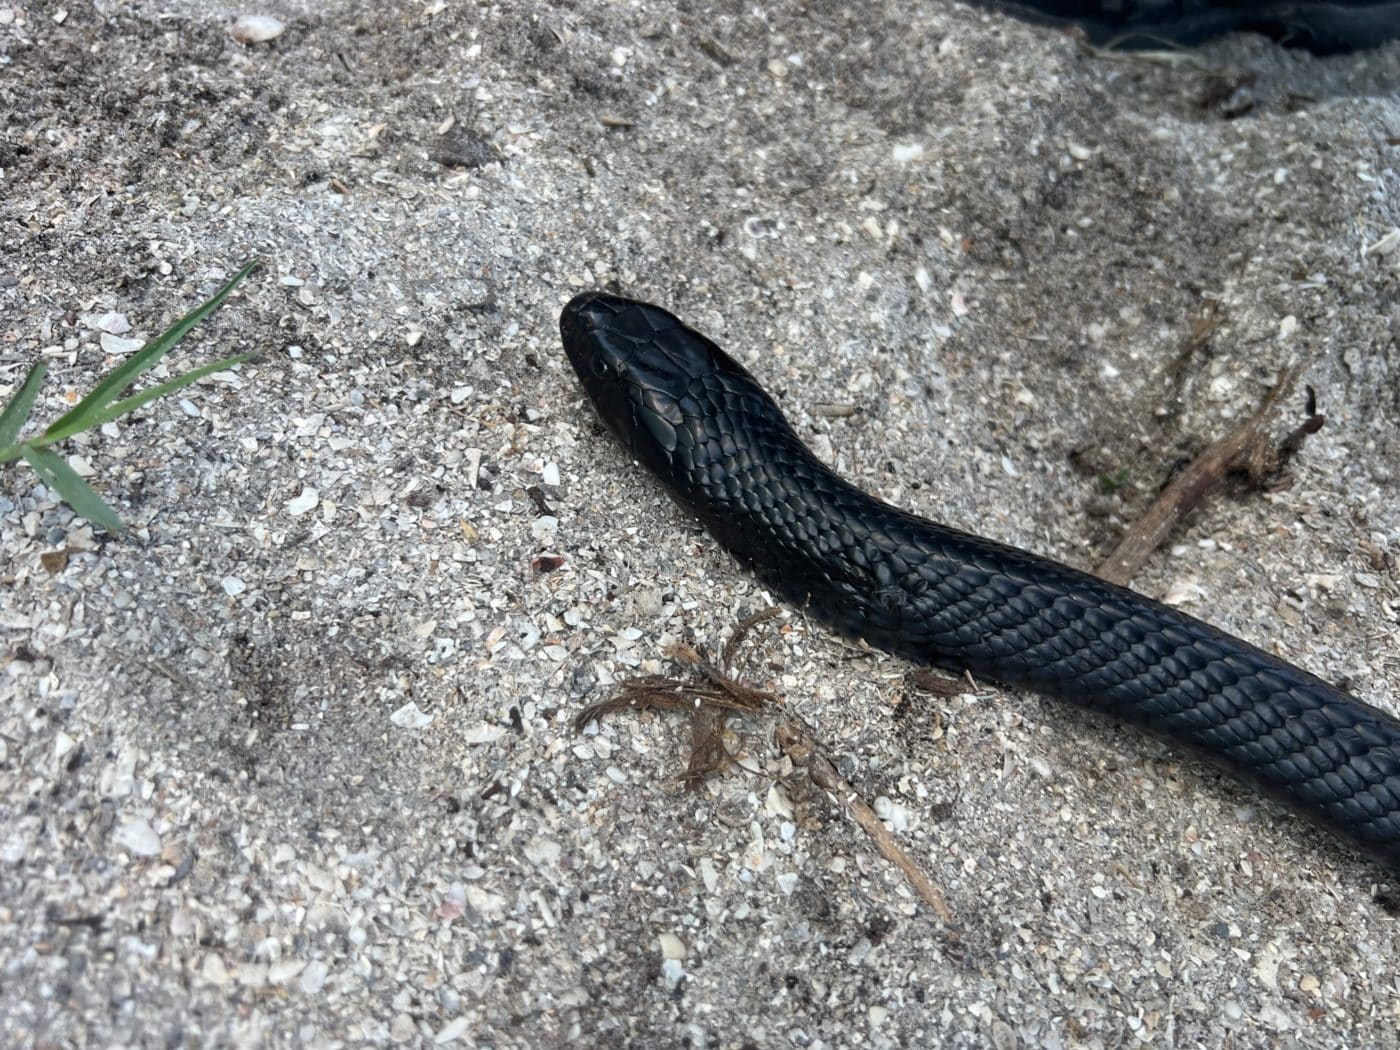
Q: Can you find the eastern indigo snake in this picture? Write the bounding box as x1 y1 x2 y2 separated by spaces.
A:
560 291 1400 869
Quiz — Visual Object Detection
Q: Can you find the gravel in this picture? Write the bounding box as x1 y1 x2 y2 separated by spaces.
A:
1 2 1398 1046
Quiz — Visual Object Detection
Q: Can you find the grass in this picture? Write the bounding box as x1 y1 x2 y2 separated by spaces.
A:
0 258 262 533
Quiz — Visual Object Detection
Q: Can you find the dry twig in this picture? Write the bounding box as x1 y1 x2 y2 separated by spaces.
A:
1096 362 1324 586
576 610 954 920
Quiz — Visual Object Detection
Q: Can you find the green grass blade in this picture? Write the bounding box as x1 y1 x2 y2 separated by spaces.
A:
42 258 261 442
0 361 48 449
21 446 125 533
87 353 256 430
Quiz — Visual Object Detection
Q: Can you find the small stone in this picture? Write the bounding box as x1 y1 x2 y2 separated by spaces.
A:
116 817 162 857
2 825 33 864
1163 579 1206 606
200 953 230 986
531 515 559 543
100 332 145 355
431 128 500 169
66 455 95 478
53 731 78 763
269 959 306 984
300 960 329 994
390 1014 417 1042
390 702 434 729
222 576 247 597
766 784 794 819
699 856 719 893
433 1017 469 1044
91 312 131 335
524 837 561 867
287 487 319 516
463 724 505 745
658 933 687 960
660 958 684 989
230 14 285 44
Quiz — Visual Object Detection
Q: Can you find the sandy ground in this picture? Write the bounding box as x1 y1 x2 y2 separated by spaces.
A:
2 1 1399 1046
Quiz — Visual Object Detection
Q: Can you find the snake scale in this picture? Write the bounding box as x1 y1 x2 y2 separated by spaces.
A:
560 290 1400 869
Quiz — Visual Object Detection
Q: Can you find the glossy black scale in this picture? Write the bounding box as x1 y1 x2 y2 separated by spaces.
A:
560 290 1400 868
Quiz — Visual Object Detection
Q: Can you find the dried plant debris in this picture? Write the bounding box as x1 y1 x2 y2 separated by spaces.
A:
578 608 953 919
1097 361 1326 586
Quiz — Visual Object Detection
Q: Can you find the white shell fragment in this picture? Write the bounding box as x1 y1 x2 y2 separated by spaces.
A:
115 817 162 857
658 933 687 960
100 332 145 355
230 15 285 44
286 487 319 516
390 702 434 729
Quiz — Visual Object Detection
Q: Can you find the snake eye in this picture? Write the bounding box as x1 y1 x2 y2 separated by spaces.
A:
591 356 611 378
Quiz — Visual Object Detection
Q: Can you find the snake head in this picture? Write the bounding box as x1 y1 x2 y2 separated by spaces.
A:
560 291 712 477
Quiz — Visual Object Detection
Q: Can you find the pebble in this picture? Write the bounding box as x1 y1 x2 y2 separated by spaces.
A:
230 14 285 44
433 1017 469 1044
286 487 319 516
268 959 305 984
52 731 78 764
390 1014 417 1042
89 312 131 335
531 515 558 542
100 332 145 355
200 953 230 986
463 724 505 745
115 817 162 857
699 856 719 893
389 702 434 729
524 837 561 867
658 933 687 960
300 961 329 994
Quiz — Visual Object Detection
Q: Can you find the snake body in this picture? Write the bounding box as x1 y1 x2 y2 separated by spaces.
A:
560 290 1400 868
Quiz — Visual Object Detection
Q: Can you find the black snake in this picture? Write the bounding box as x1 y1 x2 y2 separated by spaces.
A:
560 290 1400 869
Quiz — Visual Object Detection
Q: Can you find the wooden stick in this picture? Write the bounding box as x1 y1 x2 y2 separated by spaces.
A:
1096 362 1323 586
